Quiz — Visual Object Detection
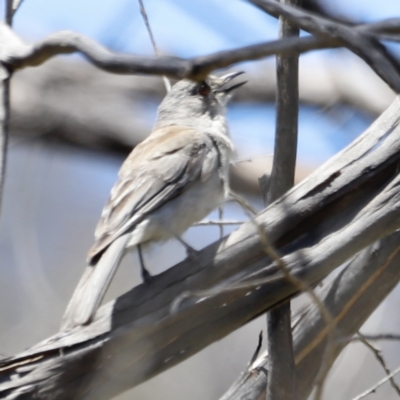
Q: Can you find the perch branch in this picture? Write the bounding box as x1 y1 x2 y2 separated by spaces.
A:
220 230 400 399
1 96 400 400
0 16 399 81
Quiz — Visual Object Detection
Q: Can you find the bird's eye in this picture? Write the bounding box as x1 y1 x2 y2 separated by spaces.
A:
197 82 211 96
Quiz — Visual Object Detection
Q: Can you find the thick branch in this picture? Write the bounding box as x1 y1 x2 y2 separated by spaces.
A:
266 0 299 398
10 58 393 145
0 18 399 81
1 97 400 399
249 0 400 93
0 24 330 80
221 230 400 400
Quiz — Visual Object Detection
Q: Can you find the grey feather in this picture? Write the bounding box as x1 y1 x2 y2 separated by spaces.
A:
88 127 216 263
61 234 129 330
61 74 243 330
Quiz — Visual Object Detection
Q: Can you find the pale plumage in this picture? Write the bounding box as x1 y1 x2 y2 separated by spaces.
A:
61 73 245 330
87 126 231 264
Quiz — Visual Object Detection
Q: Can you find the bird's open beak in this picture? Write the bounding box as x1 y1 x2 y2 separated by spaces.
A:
215 71 247 93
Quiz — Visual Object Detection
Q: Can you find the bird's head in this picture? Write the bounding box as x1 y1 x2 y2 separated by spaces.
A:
155 72 246 130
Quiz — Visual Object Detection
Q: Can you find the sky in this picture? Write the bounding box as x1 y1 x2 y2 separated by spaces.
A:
3 0 399 165
9 0 399 55
4 0 392 254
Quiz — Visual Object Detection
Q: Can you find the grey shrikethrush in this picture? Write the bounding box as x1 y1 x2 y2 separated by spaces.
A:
61 72 246 330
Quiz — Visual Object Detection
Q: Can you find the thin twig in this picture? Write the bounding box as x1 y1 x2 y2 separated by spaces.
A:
252 220 337 345
218 206 224 239
0 2 13 215
232 154 273 165
229 188 336 357
137 0 171 92
342 334 400 343
195 220 246 226
228 191 258 216
351 365 400 400
249 331 264 367
358 332 400 397
246 212 337 400
11 0 23 17
230 139 340 399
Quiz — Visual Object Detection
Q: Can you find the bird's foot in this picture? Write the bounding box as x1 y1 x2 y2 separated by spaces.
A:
138 244 152 284
175 236 199 261
185 244 200 261
141 265 152 284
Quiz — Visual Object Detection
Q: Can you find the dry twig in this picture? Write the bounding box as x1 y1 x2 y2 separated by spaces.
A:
351 365 400 400
358 332 400 397
137 0 171 92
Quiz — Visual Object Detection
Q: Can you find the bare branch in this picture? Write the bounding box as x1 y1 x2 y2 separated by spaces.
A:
2 26 331 79
9 59 394 159
249 0 400 93
137 0 171 92
265 0 299 397
351 365 400 400
221 230 400 400
345 334 400 343
195 220 246 226
11 0 23 17
0 67 10 216
228 191 259 216
1 96 400 400
0 3 13 217
358 332 400 397
249 331 264 367
0 12 398 85
5 0 13 26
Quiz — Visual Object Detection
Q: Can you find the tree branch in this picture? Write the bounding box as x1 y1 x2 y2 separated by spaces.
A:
220 230 400 400
357 332 400 397
266 0 299 398
351 365 400 400
1 17 399 81
249 0 400 93
1 96 400 399
0 3 13 216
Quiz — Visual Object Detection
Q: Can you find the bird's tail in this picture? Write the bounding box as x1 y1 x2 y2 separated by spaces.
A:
61 234 129 331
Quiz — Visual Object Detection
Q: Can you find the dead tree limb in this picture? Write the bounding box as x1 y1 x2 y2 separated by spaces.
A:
220 230 400 400
249 0 400 93
265 0 299 398
1 96 400 399
1 16 400 81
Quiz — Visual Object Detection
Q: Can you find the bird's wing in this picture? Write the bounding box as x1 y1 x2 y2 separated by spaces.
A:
87 126 219 263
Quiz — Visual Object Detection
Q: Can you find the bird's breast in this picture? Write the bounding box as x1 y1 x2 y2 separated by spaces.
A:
126 171 226 247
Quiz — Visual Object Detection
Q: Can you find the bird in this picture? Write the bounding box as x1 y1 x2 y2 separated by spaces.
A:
61 72 246 330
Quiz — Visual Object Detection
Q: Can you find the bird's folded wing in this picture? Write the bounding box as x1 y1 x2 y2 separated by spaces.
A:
87 126 219 263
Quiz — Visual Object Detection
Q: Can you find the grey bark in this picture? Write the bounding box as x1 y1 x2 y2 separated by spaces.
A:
220 230 400 400
1 96 400 400
250 0 400 93
265 0 299 398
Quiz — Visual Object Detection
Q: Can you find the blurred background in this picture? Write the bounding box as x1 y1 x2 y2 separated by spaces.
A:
0 0 400 399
